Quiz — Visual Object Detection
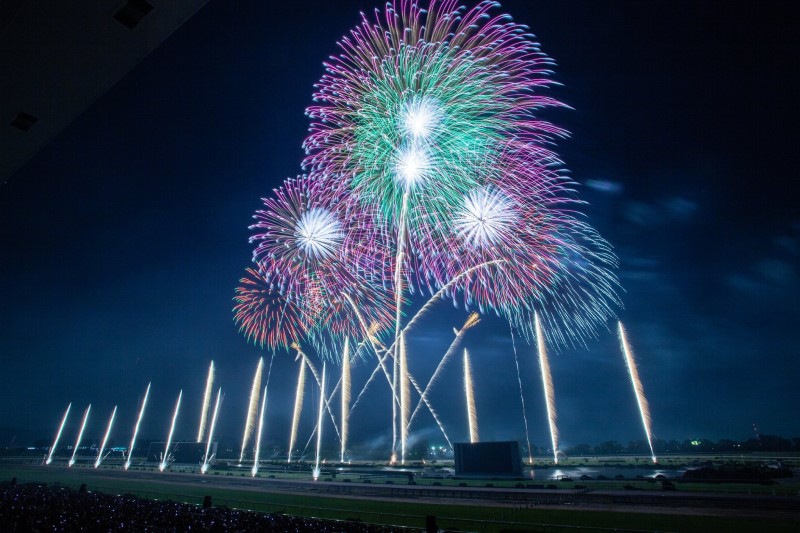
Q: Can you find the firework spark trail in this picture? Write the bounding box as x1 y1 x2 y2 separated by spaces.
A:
252 354 275 477
385 363 451 446
372 262 505 428
408 313 480 428
295 348 341 441
46 403 71 465
296 309 447 456
402 357 459 448
313 362 326 480
202 388 223 474
399 261 505 338
342 260 503 416
510 327 533 464
288 355 306 463
339 295 397 454
407 373 452 449
159 391 182 472
300 425 315 461
197 361 214 443
342 294 395 401
94 406 117 468
300 371 344 462
355 260 505 413
463 349 479 443
125 382 150 470
618 322 657 463
349 350 390 415
69 405 91 467
341 338 350 463
240 357 264 463
391 190 410 460
399 331 410 464
352 337 372 361
535 312 559 464
251 384 268 477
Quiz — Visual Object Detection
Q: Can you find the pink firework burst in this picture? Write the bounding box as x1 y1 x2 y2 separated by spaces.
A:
233 267 310 352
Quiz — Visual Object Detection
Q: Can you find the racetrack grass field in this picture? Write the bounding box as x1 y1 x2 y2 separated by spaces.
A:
2 465 799 532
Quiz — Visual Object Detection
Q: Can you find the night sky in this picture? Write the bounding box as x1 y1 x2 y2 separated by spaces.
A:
1 1 798 454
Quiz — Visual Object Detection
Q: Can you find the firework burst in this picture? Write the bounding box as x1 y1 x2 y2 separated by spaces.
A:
304 0 566 228
250 177 345 294
234 0 623 462
417 171 620 346
455 187 517 249
233 267 310 352
245 175 394 358
300 0 618 344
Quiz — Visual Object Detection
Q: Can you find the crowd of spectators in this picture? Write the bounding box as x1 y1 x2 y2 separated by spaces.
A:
0 480 417 532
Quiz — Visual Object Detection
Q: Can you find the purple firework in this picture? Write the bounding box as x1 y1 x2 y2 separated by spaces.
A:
248 174 394 357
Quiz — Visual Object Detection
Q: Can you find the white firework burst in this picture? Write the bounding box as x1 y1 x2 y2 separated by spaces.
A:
293 207 343 260
401 97 441 140
455 187 516 248
395 145 431 187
